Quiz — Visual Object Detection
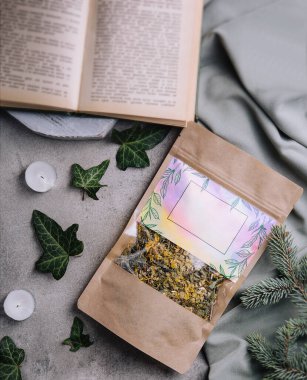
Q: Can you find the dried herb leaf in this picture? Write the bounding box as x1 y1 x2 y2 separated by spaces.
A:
71 160 109 200
116 223 225 320
111 123 169 170
63 317 93 352
0 336 25 380
32 210 84 280
115 249 146 274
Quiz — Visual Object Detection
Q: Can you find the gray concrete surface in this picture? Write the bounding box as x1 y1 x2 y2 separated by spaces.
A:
0 111 208 380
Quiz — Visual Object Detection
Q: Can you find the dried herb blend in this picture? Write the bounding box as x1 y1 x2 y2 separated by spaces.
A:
116 223 225 320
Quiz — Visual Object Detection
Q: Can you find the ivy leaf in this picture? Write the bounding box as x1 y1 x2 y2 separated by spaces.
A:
111 123 169 170
32 210 84 280
0 336 25 380
62 317 93 352
71 160 109 200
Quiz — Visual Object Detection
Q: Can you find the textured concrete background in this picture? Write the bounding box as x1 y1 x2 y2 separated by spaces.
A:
0 111 208 380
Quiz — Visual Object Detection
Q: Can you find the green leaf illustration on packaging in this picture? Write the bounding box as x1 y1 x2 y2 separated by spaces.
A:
71 160 109 200
62 317 93 352
160 167 177 198
140 192 163 234
0 336 25 380
139 157 276 281
142 192 161 221
111 123 169 170
32 210 84 280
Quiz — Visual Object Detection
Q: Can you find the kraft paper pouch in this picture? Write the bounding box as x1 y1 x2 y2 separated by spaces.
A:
78 122 303 373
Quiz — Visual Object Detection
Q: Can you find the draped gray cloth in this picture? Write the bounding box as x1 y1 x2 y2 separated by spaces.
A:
198 0 307 378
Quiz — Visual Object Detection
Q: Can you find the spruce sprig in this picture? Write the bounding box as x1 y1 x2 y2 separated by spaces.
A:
241 225 307 380
241 225 307 310
246 319 307 380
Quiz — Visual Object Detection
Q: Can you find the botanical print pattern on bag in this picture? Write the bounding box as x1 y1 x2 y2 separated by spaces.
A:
115 156 277 319
139 157 277 281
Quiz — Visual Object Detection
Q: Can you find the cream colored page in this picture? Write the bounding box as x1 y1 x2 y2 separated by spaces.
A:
79 0 201 121
0 0 89 110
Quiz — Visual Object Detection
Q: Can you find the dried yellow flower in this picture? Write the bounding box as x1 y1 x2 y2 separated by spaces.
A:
115 223 225 320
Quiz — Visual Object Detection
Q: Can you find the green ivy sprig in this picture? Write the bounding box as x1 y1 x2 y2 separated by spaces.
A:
111 123 169 170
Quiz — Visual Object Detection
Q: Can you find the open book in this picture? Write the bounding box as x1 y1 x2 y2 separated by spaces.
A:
0 0 203 127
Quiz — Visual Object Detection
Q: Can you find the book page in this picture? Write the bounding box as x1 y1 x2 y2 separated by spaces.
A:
79 0 203 123
0 0 89 110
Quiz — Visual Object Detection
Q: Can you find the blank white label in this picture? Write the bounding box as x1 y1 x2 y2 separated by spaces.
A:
168 182 247 254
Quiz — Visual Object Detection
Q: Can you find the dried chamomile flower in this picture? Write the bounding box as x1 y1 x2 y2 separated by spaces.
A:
115 223 225 320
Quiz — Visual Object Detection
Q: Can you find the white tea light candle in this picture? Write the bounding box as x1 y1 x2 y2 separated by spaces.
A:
25 161 56 192
4 290 35 321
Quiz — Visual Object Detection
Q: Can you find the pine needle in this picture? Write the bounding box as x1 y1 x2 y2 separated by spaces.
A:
241 225 307 379
269 225 298 279
241 277 293 308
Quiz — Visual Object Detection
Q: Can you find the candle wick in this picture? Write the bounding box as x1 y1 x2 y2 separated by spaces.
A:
40 176 44 179
16 304 20 308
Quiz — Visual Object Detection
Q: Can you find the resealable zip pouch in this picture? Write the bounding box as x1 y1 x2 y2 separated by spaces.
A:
78 122 303 373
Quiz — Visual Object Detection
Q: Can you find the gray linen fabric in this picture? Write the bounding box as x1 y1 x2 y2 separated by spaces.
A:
198 0 307 378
